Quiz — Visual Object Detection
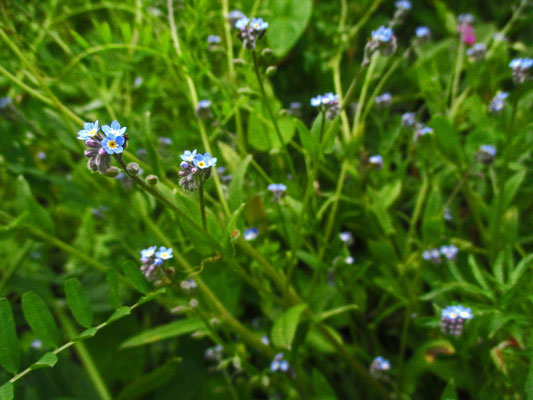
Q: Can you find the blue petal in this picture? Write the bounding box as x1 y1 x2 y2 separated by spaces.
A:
115 146 124 153
104 146 114 154
102 125 111 135
119 126 127 135
111 120 120 130
116 136 125 145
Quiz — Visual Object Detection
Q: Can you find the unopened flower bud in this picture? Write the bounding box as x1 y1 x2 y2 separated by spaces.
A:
189 298 199 308
84 149 95 158
266 66 277 76
98 147 107 156
261 48 273 58
146 174 159 185
171 306 186 314
105 166 120 177
126 162 140 175
232 58 246 65
85 139 100 148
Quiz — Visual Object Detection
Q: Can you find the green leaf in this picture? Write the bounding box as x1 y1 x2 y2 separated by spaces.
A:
0 299 20 373
247 101 296 151
116 357 181 400
296 120 318 157
266 0 313 57
76 327 98 340
121 318 205 348
228 155 252 212
510 254 533 288
271 304 307 349
65 278 93 328
30 352 58 370
0 382 13 400
526 346 533 400
501 170 525 210
440 379 458 400
121 260 152 294
431 116 463 165
15 176 55 233
21 292 60 348
106 306 131 323
468 255 494 299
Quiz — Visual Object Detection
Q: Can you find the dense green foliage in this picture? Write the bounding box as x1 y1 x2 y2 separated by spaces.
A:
1 0 533 399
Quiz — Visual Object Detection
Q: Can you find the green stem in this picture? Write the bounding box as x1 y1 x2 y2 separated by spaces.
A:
352 53 378 139
449 40 465 118
167 0 230 217
251 50 297 178
199 177 207 232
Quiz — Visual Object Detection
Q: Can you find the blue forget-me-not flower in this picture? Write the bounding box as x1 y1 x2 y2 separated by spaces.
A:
77 121 100 140
489 92 508 113
441 305 473 336
270 353 289 372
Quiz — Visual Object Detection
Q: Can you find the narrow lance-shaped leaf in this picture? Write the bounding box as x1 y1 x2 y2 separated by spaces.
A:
0 299 20 373
121 318 205 349
22 292 60 348
65 278 94 328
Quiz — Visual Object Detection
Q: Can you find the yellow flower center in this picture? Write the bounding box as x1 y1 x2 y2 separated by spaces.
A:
460 312 468 318
88 129 97 137
108 140 117 149
198 161 206 167
450 312 457 318
161 252 168 258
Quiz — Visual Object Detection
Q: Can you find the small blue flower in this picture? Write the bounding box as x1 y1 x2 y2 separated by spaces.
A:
480 144 496 157
180 149 197 162
153 258 163 266
244 228 259 241
509 58 533 70
207 35 221 44
375 92 392 106
422 248 441 263
369 155 383 168
77 121 100 140
0 97 12 109
261 335 270 345
440 244 458 261
102 120 127 137
310 95 323 107
402 112 416 127
489 92 508 112
339 231 353 244
101 133 125 154
457 14 474 24
250 17 268 31
193 153 217 169
395 0 411 10
442 305 473 321
416 26 430 39
235 17 250 30
345 256 354 264
372 26 393 43
267 183 287 193
371 356 391 371
156 247 173 260
322 92 338 104
198 100 212 109
141 246 157 260
270 353 289 372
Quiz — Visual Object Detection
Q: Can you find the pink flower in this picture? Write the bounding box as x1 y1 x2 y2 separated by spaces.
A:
458 22 476 46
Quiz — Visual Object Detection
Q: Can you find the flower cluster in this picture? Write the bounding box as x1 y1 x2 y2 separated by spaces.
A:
423 244 458 263
78 120 128 174
196 100 213 120
370 356 391 379
440 305 473 336
267 183 287 201
364 26 397 64
489 92 508 113
310 92 340 119
270 353 289 372
401 112 433 141
140 246 174 282
234 16 268 50
476 144 497 165
509 58 533 84
179 150 217 192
